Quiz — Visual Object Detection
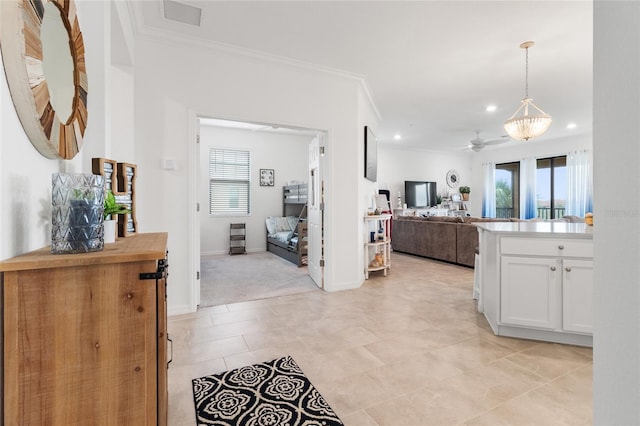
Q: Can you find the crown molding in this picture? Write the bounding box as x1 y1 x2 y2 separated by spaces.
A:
125 2 382 121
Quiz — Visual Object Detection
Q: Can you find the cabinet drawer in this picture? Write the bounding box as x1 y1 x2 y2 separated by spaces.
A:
501 237 593 258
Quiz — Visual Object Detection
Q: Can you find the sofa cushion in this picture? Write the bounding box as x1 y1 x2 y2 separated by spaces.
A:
456 224 479 267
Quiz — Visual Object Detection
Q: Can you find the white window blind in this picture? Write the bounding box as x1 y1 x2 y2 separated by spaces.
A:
209 148 251 214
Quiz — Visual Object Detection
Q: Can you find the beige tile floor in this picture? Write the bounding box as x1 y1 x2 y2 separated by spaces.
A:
167 252 592 425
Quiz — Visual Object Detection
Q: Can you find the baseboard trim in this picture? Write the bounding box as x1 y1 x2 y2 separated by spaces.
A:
201 248 265 256
168 304 194 316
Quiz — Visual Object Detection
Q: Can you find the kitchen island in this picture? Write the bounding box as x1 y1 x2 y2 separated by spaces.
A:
476 221 593 347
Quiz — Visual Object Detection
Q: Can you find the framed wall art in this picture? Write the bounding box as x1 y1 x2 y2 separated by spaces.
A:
364 126 377 182
260 169 275 186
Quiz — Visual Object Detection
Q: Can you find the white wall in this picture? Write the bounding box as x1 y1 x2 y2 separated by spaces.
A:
593 1 640 423
199 126 310 255
378 146 474 213
0 0 115 260
357 85 383 275
133 36 374 314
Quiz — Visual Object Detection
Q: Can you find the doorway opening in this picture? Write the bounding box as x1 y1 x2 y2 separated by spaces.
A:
189 116 325 309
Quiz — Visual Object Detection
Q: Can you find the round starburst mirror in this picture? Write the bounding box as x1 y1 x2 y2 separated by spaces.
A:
0 0 88 159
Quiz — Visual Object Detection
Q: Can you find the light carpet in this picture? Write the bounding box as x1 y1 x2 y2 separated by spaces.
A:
199 252 320 307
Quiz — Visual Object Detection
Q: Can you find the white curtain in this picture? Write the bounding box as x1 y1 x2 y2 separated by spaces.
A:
520 157 537 219
482 162 496 218
566 150 593 216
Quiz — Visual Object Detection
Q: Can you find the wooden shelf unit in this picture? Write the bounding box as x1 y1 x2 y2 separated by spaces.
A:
0 233 169 426
364 214 392 279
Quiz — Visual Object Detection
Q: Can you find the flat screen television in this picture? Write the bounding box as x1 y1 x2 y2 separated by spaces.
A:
405 181 437 208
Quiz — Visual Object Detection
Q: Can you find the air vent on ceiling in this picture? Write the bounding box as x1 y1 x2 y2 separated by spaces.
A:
163 0 202 27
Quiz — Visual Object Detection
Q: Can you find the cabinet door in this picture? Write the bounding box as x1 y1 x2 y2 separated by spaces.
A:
500 256 558 330
3 261 158 426
562 259 594 334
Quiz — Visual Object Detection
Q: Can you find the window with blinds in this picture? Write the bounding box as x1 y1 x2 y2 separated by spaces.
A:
209 148 251 215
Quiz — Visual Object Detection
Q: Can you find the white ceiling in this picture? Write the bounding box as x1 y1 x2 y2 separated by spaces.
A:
132 1 593 152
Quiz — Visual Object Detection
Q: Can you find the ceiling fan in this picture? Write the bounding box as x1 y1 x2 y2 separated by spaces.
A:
467 131 510 152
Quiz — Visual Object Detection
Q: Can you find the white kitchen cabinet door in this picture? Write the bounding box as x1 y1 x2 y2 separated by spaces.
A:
562 259 594 334
500 256 559 330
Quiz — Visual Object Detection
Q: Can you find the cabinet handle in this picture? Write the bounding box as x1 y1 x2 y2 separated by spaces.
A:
167 334 173 369
550 266 556 271
565 267 572 272
558 245 564 250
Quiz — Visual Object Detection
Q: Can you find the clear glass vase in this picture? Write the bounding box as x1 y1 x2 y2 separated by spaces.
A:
51 173 105 254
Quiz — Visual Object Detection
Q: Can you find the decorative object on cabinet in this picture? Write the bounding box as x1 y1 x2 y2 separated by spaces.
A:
116 162 138 236
260 168 275 186
585 212 593 226
364 214 391 279
103 190 130 244
446 169 460 188
266 184 308 266
229 223 247 255
459 185 471 201
92 158 138 237
0 0 88 159
51 172 104 254
0 233 170 425
364 126 377 182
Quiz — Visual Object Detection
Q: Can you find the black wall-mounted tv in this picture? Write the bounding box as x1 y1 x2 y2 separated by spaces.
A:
405 181 437 208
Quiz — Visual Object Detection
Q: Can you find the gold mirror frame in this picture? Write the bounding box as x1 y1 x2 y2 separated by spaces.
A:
0 0 88 159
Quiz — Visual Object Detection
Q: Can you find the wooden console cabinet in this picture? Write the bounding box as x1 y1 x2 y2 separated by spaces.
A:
0 233 169 425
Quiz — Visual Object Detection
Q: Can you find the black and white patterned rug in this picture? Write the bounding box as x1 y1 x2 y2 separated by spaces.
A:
192 356 344 426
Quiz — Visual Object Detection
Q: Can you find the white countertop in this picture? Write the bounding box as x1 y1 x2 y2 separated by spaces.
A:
475 221 593 238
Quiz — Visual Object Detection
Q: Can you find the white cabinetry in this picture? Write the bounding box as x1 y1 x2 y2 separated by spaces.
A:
562 259 594 334
500 236 593 336
501 256 558 330
364 215 391 279
476 222 593 347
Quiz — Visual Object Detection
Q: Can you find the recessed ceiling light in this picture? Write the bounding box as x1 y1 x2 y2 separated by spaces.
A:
394 134 402 141
567 123 577 129
486 105 497 112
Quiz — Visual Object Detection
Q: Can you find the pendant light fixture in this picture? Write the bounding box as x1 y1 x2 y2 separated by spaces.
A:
504 41 552 141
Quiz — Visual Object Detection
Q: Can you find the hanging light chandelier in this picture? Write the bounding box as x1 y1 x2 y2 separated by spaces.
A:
504 41 552 141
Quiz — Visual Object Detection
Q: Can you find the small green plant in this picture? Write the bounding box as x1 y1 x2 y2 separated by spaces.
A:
436 194 443 204
459 186 471 194
104 190 131 220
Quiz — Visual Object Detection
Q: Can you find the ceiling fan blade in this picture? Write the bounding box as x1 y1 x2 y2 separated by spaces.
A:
483 136 510 145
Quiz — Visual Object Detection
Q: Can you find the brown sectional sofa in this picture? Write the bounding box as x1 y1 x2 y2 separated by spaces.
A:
392 216 510 267
392 215 585 267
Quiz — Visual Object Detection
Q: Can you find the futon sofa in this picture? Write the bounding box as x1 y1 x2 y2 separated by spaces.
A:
392 216 510 267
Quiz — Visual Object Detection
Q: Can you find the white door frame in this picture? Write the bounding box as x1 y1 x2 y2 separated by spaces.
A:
187 111 326 312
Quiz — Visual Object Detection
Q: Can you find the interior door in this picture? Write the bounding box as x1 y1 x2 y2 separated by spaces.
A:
307 133 324 288
194 119 202 306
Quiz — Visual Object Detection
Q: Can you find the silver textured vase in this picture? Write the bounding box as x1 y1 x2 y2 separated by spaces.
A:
51 173 105 254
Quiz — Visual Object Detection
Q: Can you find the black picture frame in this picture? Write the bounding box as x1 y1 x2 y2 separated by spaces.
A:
364 126 377 182
260 169 274 186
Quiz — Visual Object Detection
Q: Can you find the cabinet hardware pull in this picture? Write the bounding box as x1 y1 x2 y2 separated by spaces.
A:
550 266 556 271
565 267 572 272
558 245 564 250
167 334 173 369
